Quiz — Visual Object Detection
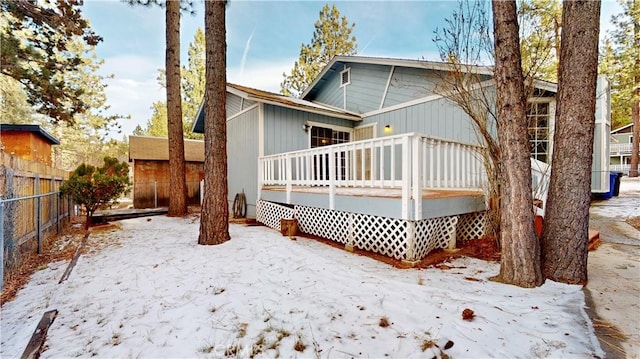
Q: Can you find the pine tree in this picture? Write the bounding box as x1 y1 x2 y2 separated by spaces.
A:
49 38 128 171
541 0 601 284
0 74 33 124
199 0 230 246
181 27 205 139
491 0 544 288
165 0 188 216
281 4 357 97
0 0 101 124
138 28 204 139
518 0 562 82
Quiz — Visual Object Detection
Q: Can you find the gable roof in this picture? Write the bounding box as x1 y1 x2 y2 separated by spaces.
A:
128 135 204 162
611 123 633 134
0 124 60 145
301 55 559 99
192 83 361 133
301 56 495 99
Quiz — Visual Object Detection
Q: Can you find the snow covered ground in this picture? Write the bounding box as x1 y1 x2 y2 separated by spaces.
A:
2 214 604 358
588 176 640 358
590 176 640 223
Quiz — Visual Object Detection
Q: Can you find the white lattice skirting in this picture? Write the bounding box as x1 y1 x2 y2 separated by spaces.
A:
257 200 488 261
255 200 295 231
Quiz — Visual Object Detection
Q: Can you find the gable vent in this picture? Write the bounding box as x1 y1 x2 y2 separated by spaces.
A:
340 68 350 87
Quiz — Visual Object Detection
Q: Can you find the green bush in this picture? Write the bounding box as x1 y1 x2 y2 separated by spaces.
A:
61 156 130 228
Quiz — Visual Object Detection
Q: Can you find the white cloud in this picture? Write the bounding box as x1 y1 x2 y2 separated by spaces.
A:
98 55 165 138
228 57 295 93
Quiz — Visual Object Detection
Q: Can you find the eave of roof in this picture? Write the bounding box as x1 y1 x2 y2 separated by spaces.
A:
301 55 560 99
611 122 634 134
0 124 60 145
227 83 361 121
192 83 362 134
128 135 205 162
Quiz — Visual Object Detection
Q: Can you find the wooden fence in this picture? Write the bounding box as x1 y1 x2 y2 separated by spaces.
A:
1 153 71 290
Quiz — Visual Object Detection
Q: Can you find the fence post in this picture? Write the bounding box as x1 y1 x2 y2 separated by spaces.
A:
35 174 42 254
154 181 158 208
1 200 4 291
56 180 61 234
200 179 204 205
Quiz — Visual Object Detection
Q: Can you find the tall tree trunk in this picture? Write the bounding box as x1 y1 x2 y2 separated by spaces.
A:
198 0 229 245
541 0 601 284
491 0 543 288
166 0 188 216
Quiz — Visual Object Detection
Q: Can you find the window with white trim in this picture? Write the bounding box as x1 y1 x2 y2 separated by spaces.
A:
310 126 350 148
527 101 550 163
310 125 351 180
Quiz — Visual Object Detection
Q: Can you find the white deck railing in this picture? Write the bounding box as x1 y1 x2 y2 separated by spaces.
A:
610 143 634 155
610 164 640 175
258 133 486 220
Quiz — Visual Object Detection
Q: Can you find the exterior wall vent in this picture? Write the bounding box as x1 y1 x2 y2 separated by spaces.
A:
340 68 350 87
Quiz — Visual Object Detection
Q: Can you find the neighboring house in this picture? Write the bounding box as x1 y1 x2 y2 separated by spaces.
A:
128 136 205 208
0 124 60 166
193 56 610 262
610 123 638 175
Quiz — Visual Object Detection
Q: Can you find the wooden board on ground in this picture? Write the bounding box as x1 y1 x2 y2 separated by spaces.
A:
21 309 58 359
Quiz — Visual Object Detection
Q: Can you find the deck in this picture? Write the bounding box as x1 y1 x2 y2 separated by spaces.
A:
256 133 549 261
259 132 489 221
260 185 485 219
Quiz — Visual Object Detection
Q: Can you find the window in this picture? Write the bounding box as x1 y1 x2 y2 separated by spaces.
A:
310 125 351 180
340 68 350 87
527 101 550 163
310 126 350 148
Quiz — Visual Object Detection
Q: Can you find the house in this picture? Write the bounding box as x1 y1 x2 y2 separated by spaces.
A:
128 135 205 208
610 123 639 175
193 56 610 262
0 124 60 166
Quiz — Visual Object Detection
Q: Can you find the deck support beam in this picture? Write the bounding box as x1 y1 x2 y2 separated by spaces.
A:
405 220 417 261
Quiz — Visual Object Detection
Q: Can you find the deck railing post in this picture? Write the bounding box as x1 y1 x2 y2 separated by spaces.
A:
379 140 385 187
328 148 336 210
286 154 292 204
401 135 410 220
429 139 435 188
412 135 422 220
257 158 263 201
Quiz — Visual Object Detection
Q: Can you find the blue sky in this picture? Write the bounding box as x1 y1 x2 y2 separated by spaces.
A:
81 0 622 138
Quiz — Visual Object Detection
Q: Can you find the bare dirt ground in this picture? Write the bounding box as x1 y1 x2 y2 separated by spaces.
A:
588 177 640 359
